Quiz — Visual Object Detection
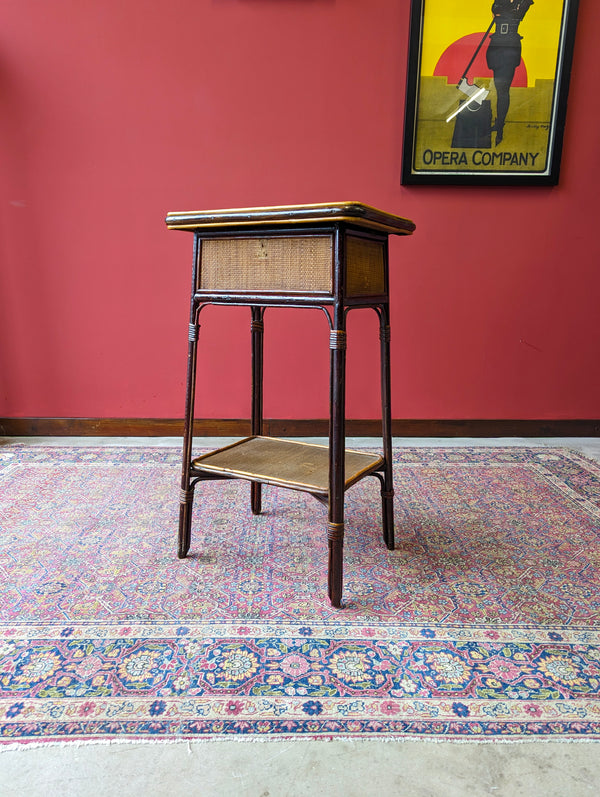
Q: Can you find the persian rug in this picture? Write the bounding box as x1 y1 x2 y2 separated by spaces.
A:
0 444 599 745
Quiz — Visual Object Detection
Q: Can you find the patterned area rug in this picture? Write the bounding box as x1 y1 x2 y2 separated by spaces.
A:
1 444 599 744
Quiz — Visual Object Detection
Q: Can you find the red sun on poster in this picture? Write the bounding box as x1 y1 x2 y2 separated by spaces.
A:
434 32 528 87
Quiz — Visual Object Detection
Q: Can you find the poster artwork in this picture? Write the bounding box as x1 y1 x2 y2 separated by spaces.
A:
403 0 579 184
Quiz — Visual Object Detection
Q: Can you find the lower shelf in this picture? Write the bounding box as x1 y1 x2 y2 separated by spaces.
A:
190 436 383 494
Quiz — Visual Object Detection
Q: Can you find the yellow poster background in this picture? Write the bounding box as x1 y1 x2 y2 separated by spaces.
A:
413 0 567 174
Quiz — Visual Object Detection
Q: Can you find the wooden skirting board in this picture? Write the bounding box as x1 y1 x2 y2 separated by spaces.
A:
1 418 599 437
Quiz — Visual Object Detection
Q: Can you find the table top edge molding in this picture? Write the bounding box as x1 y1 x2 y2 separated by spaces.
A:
165 201 416 236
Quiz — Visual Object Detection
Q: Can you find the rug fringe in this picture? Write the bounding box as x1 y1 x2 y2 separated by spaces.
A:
2 734 600 752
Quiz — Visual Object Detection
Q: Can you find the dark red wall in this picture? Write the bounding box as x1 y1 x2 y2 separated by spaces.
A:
1 0 598 420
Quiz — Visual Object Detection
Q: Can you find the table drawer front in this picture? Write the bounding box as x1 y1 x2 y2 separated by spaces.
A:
345 236 385 297
199 236 333 293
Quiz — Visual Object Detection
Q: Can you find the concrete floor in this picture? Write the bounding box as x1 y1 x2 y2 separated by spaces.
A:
2 738 600 797
1 437 600 797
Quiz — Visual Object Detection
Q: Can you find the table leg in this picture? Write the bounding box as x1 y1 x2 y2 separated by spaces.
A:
328 321 346 608
178 485 194 559
379 304 395 550
179 316 199 558
251 306 264 515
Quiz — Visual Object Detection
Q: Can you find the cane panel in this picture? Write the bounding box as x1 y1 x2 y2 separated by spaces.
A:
199 235 333 293
345 236 385 297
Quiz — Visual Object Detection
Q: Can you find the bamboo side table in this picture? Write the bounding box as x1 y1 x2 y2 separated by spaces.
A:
165 202 415 607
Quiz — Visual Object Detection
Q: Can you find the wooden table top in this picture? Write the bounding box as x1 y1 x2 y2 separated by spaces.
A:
166 201 415 236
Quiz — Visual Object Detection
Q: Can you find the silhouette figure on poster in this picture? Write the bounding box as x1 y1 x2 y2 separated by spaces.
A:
486 0 533 145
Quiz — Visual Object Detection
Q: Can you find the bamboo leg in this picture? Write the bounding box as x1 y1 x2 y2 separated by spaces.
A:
328 322 346 608
178 318 199 558
379 305 395 550
251 306 264 515
178 485 194 558
178 236 201 559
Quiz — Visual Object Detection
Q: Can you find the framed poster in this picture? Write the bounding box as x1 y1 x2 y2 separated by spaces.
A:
401 0 580 185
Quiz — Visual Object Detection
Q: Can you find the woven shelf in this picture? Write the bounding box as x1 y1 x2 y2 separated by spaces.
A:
191 436 383 494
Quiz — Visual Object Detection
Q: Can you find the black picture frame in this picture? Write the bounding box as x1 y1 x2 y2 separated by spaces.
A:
401 0 580 186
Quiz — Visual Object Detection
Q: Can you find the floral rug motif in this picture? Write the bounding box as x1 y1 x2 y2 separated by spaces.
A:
1 444 599 743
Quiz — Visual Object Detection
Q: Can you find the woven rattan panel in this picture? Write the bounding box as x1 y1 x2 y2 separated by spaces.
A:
199 236 333 293
192 437 382 493
345 236 385 297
